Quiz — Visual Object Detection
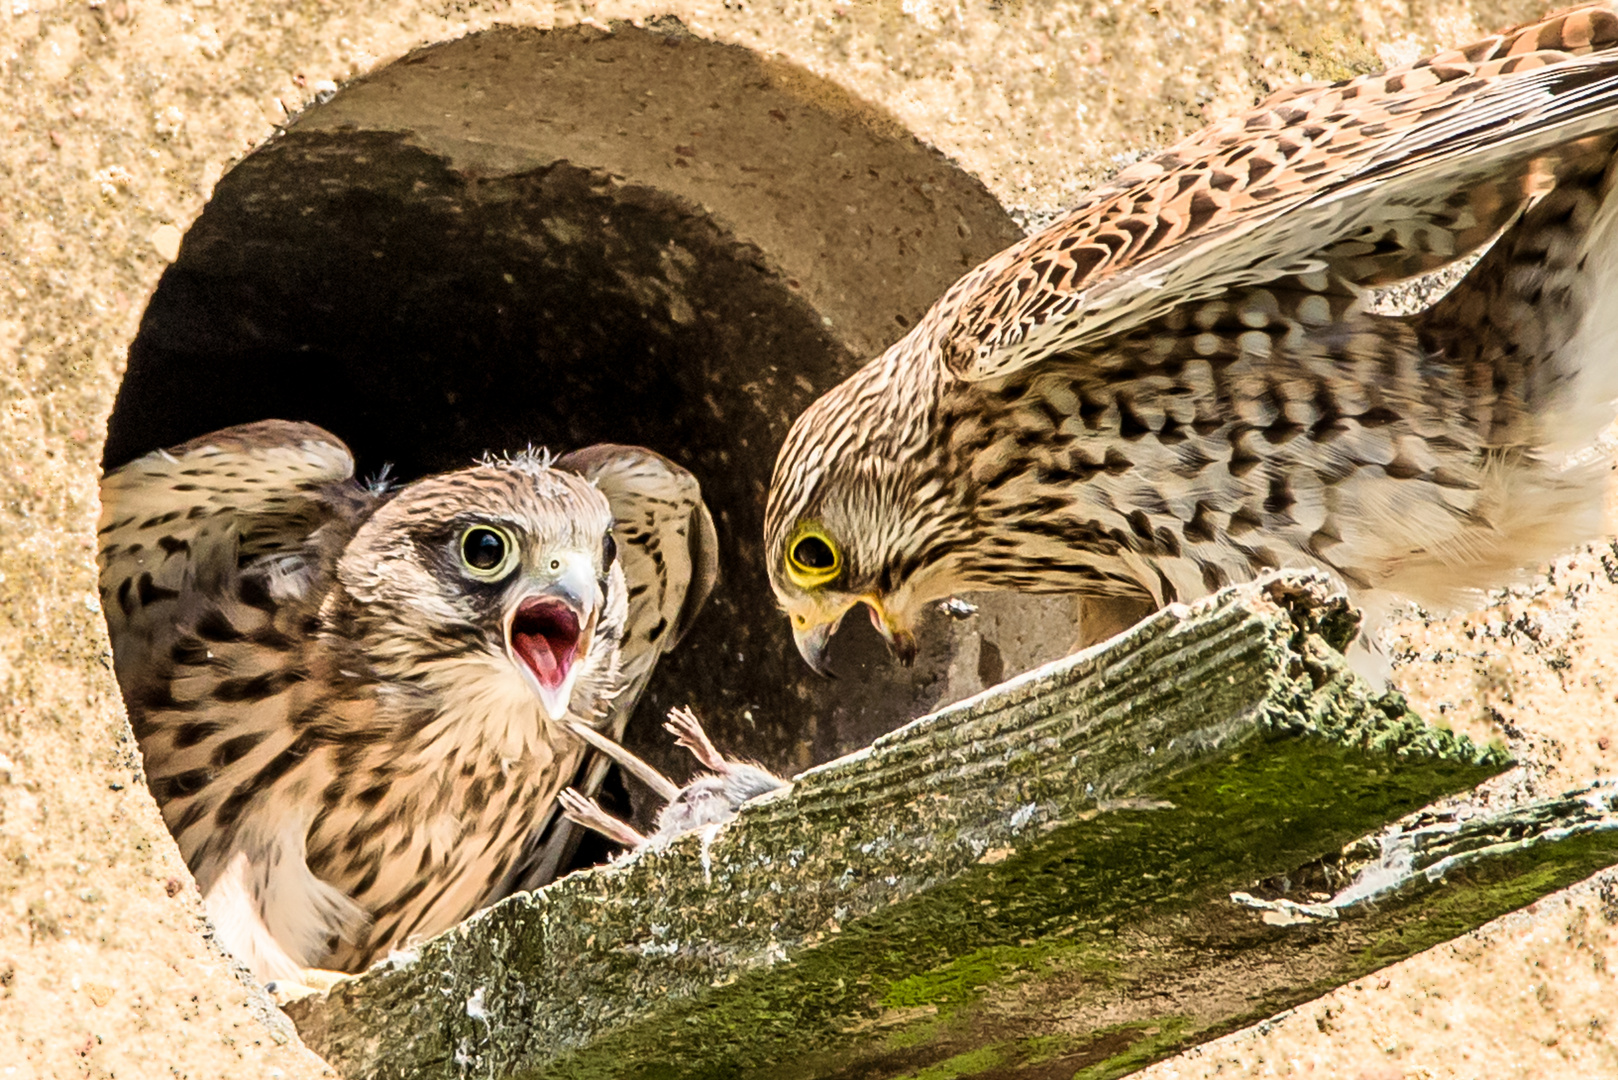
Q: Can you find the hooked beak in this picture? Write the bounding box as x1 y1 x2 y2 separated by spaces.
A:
506 552 599 722
792 617 839 678
791 594 917 676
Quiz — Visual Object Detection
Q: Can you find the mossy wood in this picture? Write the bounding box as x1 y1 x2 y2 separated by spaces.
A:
287 572 1544 1079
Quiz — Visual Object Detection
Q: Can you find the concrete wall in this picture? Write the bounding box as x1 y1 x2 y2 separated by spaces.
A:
4 1 1615 1077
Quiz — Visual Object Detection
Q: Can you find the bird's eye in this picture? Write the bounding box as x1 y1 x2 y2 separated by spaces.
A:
786 527 841 588
459 525 517 580
602 530 617 568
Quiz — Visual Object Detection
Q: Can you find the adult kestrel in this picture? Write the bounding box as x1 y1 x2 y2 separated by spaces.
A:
98 421 714 979
766 3 1618 672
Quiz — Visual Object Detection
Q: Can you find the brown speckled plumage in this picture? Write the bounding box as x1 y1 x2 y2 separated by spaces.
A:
98 422 715 979
767 4 1618 670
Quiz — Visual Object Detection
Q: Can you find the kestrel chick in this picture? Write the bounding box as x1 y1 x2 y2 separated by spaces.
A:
767 3 1618 672
491 445 718 897
98 421 713 979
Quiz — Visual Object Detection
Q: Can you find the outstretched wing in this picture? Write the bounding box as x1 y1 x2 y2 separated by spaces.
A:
930 4 1618 381
97 421 375 880
491 444 718 896
99 421 368 694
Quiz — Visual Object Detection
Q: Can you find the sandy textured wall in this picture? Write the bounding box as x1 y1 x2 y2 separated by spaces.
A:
3 0 1613 1077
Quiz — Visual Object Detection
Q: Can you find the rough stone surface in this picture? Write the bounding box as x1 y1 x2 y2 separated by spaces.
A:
3 0 1614 1077
1135 531 1618 1080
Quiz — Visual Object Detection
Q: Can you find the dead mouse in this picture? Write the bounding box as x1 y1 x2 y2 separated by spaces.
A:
562 706 786 851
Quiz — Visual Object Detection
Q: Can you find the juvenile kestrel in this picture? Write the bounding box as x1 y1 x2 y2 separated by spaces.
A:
98 421 714 979
766 3 1618 672
490 445 718 898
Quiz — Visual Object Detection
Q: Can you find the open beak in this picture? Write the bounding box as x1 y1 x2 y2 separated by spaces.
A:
791 594 917 676
506 553 599 722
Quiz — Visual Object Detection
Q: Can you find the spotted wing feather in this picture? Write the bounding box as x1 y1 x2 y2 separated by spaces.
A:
97 422 375 883
558 443 720 671
99 421 364 686
934 4 1618 381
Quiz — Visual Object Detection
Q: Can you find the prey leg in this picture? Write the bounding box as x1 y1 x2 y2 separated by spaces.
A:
665 706 728 772
565 720 680 801
559 787 649 850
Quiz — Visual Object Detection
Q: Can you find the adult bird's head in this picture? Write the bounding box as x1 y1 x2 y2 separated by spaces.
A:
765 348 965 675
338 451 628 723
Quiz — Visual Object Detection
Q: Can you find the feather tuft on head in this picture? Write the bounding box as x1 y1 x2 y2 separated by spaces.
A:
478 446 559 473
362 462 397 496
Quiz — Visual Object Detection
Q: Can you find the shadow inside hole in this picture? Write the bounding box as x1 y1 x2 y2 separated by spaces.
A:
103 22 1073 888
105 128 963 834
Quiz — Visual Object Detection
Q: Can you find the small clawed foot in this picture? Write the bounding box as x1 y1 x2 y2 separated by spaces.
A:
665 706 727 772
265 967 353 1006
560 787 648 849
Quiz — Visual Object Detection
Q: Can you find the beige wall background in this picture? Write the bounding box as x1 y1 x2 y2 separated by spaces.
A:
3 0 1614 1077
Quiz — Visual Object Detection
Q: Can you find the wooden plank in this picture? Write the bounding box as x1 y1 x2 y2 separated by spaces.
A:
285 572 1520 1079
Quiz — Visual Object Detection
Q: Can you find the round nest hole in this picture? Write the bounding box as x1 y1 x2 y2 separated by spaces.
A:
103 21 1027 832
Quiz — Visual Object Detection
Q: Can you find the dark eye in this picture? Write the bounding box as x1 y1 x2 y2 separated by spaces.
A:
602 530 617 568
461 527 509 573
792 535 835 570
785 526 841 587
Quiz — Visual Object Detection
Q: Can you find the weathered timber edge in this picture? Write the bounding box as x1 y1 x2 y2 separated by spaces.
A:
286 572 1508 1079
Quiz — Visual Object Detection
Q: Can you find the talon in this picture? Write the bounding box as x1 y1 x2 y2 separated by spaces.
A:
266 968 352 1006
